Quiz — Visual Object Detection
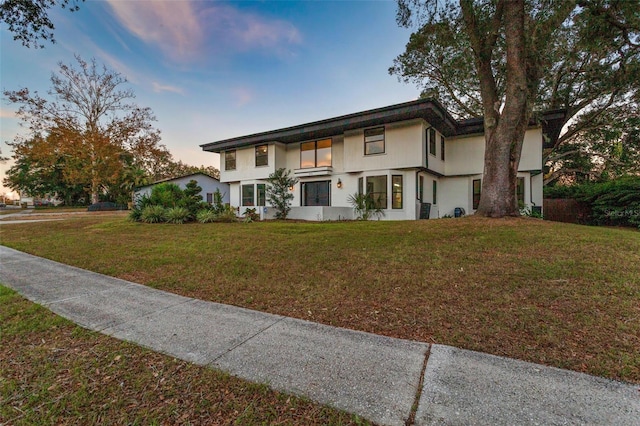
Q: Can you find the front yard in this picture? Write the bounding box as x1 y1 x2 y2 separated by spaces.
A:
1 215 638 384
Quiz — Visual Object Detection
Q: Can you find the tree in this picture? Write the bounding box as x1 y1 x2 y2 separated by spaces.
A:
4 55 172 204
392 0 639 216
266 168 298 220
1 0 83 48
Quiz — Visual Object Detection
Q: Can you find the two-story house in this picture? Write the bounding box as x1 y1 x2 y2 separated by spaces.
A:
200 98 564 220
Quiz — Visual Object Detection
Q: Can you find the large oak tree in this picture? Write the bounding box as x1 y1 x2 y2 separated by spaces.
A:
393 0 639 216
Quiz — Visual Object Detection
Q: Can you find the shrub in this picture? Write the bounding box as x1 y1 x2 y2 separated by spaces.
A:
196 209 218 223
348 192 385 220
215 206 238 222
141 205 167 223
243 207 260 222
149 183 184 208
165 207 190 224
128 207 143 222
266 168 298 220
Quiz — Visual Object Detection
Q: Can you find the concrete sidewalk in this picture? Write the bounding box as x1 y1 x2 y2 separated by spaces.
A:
1 245 638 425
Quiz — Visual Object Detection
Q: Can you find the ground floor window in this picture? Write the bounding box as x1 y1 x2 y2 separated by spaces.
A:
516 177 525 207
392 175 403 209
432 180 437 205
366 175 387 209
472 179 481 209
257 184 266 206
302 181 330 206
242 184 254 206
206 193 213 204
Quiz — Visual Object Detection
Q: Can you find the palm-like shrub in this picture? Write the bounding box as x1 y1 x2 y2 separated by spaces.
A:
348 192 385 220
165 206 190 224
196 209 218 223
141 205 167 223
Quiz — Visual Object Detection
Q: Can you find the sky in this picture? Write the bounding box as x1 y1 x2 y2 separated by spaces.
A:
0 0 420 198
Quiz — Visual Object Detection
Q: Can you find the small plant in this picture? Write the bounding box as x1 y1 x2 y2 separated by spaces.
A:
196 209 218 223
216 206 239 222
266 168 298 220
348 192 385 220
141 205 166 223
210 188 226 215
165 206 190 224
243 207 260 223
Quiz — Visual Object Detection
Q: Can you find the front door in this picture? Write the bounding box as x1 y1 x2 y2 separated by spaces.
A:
302 181 330 206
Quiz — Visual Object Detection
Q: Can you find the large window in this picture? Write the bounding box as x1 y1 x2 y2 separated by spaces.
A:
225 150 236 171
516 177 525 206
392 175 403 209
242 184 254 206
366 175 387 209
300 139 332 168
473 179 481 210
429 128 436 156
302 181 330 206
440 136 445 161
257 183 266 206
364 127 385 155
255 144 268 166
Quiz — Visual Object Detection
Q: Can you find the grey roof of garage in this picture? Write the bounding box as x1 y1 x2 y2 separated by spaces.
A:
200 98 565 153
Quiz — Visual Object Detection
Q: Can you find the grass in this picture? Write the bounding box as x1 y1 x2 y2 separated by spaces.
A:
0 286 368 425
1 214 639 385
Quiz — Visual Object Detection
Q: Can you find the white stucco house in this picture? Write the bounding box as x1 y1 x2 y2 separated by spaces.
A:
200 99 564 220
134 173 230 205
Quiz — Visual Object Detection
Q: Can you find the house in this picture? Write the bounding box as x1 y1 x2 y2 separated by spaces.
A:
200 99 564 220
134 173 230 205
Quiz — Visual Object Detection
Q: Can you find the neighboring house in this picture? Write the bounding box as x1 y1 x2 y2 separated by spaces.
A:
134 173 230 205
200 99 564 220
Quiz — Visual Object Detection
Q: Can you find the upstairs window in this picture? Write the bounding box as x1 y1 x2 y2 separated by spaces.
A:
364 127 385 155
255 144 268 167
225 150 236 171
429 128 436 156
301 139 332 168
473 179 481 210
441 136 445 161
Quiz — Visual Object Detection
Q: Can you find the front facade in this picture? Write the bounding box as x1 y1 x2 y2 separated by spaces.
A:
201 99 564 220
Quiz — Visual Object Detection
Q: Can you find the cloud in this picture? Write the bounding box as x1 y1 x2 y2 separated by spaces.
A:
230 86 254 107
0 108 17 119
152 82 185 95
105 1 302 62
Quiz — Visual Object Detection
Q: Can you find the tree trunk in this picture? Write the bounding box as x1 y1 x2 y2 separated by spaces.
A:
475 0 530 217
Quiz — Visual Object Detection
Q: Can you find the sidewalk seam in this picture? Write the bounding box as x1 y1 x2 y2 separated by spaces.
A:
210 315 287 363
405 344 431 426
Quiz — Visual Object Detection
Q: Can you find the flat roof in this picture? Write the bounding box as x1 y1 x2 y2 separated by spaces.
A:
201 99 565 153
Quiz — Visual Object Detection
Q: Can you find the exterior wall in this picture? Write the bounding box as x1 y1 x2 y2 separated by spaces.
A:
343 120 423 173
135 174 230 204
519 128 543 171
220 143 277 183
438 176 474 217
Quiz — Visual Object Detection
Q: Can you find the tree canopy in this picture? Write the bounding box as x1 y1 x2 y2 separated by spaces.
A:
3 56 178 204
0 0 84 48
391 0 640 190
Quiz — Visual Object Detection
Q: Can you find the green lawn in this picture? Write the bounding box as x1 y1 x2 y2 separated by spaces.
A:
1 215 639 384
0 286 368 425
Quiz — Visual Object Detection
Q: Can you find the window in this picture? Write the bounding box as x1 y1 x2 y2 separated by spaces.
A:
225 150 236 171
300 139 332 168
392 175 403 209
206 193 213 204
432 180 437 205
257 184 266 206
242 184 254 206
358 177 363 195
364 127 385 155
366 175 387 209
418 175 424 201
429 128 436 156
441 136 445 161
255 144 268 166
473 179 481 210
516 177 525 207
302 181 330 206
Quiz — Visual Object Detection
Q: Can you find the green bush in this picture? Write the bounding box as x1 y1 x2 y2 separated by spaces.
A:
141 205 167 223
196 209 218 223
215 206 238 223
165 207 190 224
348 192 385 220
149 183 184 208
